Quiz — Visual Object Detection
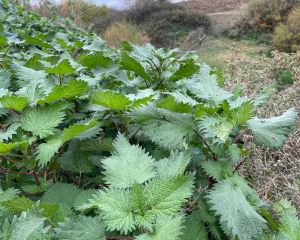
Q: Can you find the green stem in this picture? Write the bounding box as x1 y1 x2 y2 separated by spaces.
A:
194 129 218 161
3 44 13 58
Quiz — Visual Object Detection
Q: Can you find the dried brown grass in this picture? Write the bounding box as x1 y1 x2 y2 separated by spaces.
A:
103 20 149 47
224 50 300 209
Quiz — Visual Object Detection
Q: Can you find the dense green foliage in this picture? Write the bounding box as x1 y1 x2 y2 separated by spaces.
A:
276 69 295 87
0 1 299 239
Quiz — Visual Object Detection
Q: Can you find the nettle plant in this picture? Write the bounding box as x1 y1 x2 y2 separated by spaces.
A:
0 2 299 240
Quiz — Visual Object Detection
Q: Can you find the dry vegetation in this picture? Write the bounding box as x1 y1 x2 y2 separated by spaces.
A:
273 7 300 52
103 20 149 47
223 51 300 209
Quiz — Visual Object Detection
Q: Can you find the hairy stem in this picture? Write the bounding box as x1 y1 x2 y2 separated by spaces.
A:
32 171 41 186
194 129 218 161
0 167 32 176
3 44 13 58
233 157 247 173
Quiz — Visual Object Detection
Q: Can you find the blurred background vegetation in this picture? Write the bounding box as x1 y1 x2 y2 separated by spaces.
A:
16 0 299 54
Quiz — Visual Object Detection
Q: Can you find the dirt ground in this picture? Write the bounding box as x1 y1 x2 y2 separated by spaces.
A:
223 51 300 210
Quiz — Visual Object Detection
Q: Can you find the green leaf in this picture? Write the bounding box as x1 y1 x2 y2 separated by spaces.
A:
35 139 62 167
169 61 199 81
268 199 300 240
0 142 14 154
0 123 20 141
73 189 96 209
42 183 81 206
131 107 194 150
0 211 49 240
186 64 232 105
102 134 156 188
46 59 75 75
54 215 105 240
91 90 131 110
37 80 88 104
0 95 29 112
0 36 7 48
40 202 59 219
22 35 54 50
144 174 194 215
211 120 234 142
21 179 53 194
24 53 44 70
59 140 94 173
59 119 98 142
20 104 66 138
130 186 155 231
136 215 184 240
81 138 113 152
197 115 224 144
0 188 20 203
155 150 190 177
134 210 156 232
0 70 11 89
207 180 267 240
197 115 228 144
231 100 254 125
11 62 47 87
2 197 34 214
56 37 75 50
79 52 112 69
168 91 197 106
211 68 224 85
156 96 192 114
247 108 297 149
201 161 232 181
128 89 155 108
119 53 151 82
181 210 208 240
82 37 105 51
35 119 98 166
52 204 74 224
82 188 135 234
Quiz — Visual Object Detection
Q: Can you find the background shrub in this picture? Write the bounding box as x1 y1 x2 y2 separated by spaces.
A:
142 8 210 47
103 20 149 47
231 0 300 36
32 0 211 48
92 10 124 33
247 0 281 32
273 23 293 51
31 0 108 27
126 0 211 47
273 7 300 52
126 0 180 24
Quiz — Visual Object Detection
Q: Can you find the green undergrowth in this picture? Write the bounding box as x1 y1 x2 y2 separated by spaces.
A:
0 1 299 239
